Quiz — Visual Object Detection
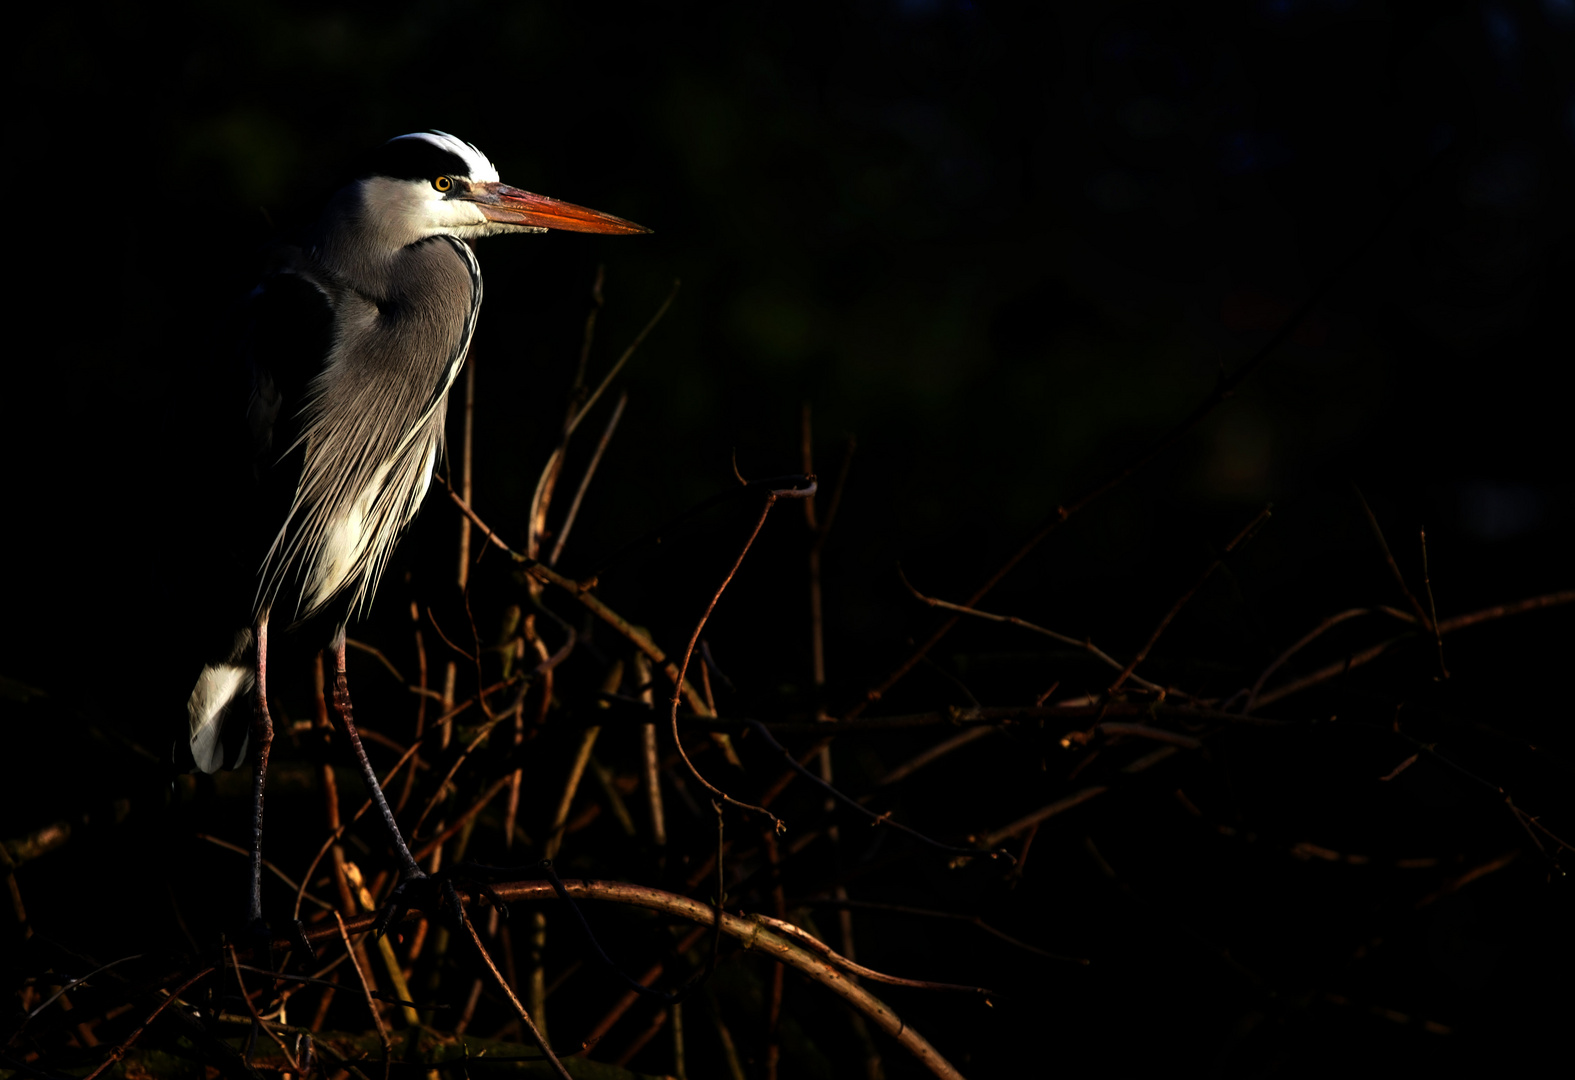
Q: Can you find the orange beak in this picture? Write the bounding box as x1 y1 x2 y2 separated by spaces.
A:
467 181 650 235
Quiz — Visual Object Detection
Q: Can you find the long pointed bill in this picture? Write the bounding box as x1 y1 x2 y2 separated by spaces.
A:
472 182 650 234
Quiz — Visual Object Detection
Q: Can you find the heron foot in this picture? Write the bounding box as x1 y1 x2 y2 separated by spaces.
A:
371 867 508 936
372 869 432 938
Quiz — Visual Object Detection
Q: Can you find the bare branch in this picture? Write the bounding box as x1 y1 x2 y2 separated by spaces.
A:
1356 488 1433 630
299 879 968 1080
1109 505 1272 694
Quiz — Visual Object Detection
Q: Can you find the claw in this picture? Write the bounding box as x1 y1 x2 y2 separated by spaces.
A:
434 864 512 922
372 904 404 938
374 875 418 937
476 881 510 920
365 866 506 934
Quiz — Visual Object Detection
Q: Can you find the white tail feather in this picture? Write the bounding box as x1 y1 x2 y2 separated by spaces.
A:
183 629 255 773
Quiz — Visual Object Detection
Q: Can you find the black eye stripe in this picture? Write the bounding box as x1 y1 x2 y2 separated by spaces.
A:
361 139 471 183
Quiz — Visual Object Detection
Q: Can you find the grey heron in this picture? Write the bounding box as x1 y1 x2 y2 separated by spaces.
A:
179 131 648 935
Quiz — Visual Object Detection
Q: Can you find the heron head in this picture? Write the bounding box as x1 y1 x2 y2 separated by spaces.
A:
346 131 650 244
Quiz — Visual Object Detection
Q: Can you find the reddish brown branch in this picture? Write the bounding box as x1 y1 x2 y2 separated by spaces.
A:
666 480 817 829
1253 588 1575 708
439 478 714 717
290 878 968 1080
1436 589 1575 634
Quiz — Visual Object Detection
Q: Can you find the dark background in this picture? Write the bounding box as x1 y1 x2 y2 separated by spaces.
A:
5 1 1573 1077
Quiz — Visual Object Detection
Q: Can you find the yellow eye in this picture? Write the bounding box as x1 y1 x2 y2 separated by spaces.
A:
433 176 453 192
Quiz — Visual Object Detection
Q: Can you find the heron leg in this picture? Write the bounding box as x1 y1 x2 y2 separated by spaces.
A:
247 611 273 935
329 629 428 888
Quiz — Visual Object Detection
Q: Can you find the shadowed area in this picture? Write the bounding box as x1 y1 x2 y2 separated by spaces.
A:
4 2 1572 1077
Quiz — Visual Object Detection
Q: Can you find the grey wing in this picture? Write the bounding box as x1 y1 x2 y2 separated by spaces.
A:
258 235 482 622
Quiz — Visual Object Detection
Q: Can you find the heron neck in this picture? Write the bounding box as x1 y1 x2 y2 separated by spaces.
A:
310 184 442 302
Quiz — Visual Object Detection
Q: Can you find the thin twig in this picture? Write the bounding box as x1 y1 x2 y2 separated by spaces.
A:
230 964 426 1010
1109 505 1272 694
295 880 969 1078
1244 608 1389 711
298 876 971 1078
636 652 667 850
1356 488 1432 630
549 391 627 566
426 607 477 664
545 725 603 860
412 775 512 861
661 700 1281 735
899 570 1170 695
978 787 1110 848
25 955 143 1021
409 711 515 841
847 178 1425 721
806 430 861 969
228 944 301 1074
333 911 390 1074
1436 588 1575 633
455 897 572 1080
580 926 710 1049
586 472 818 582
666 481 817 829
743 719 1010 862
566 280 679 441
439 478 713 717
1252 639 1401 708
345 639 406 685
750 914 994 997
1420 528 1449 679
534 861 718 1007
615 1007 670 1068
537 880 967 1080
878 727 995 788
569 265 607 418
405 638 572 842
802 403 826 703
764 832 784 1080
528 281 676 558
794 898 1087 965
194 834 333 911
315 879 966 1080
403 600 429 813
815 435 856 556
294 694 483 921
1253 589 1575 707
